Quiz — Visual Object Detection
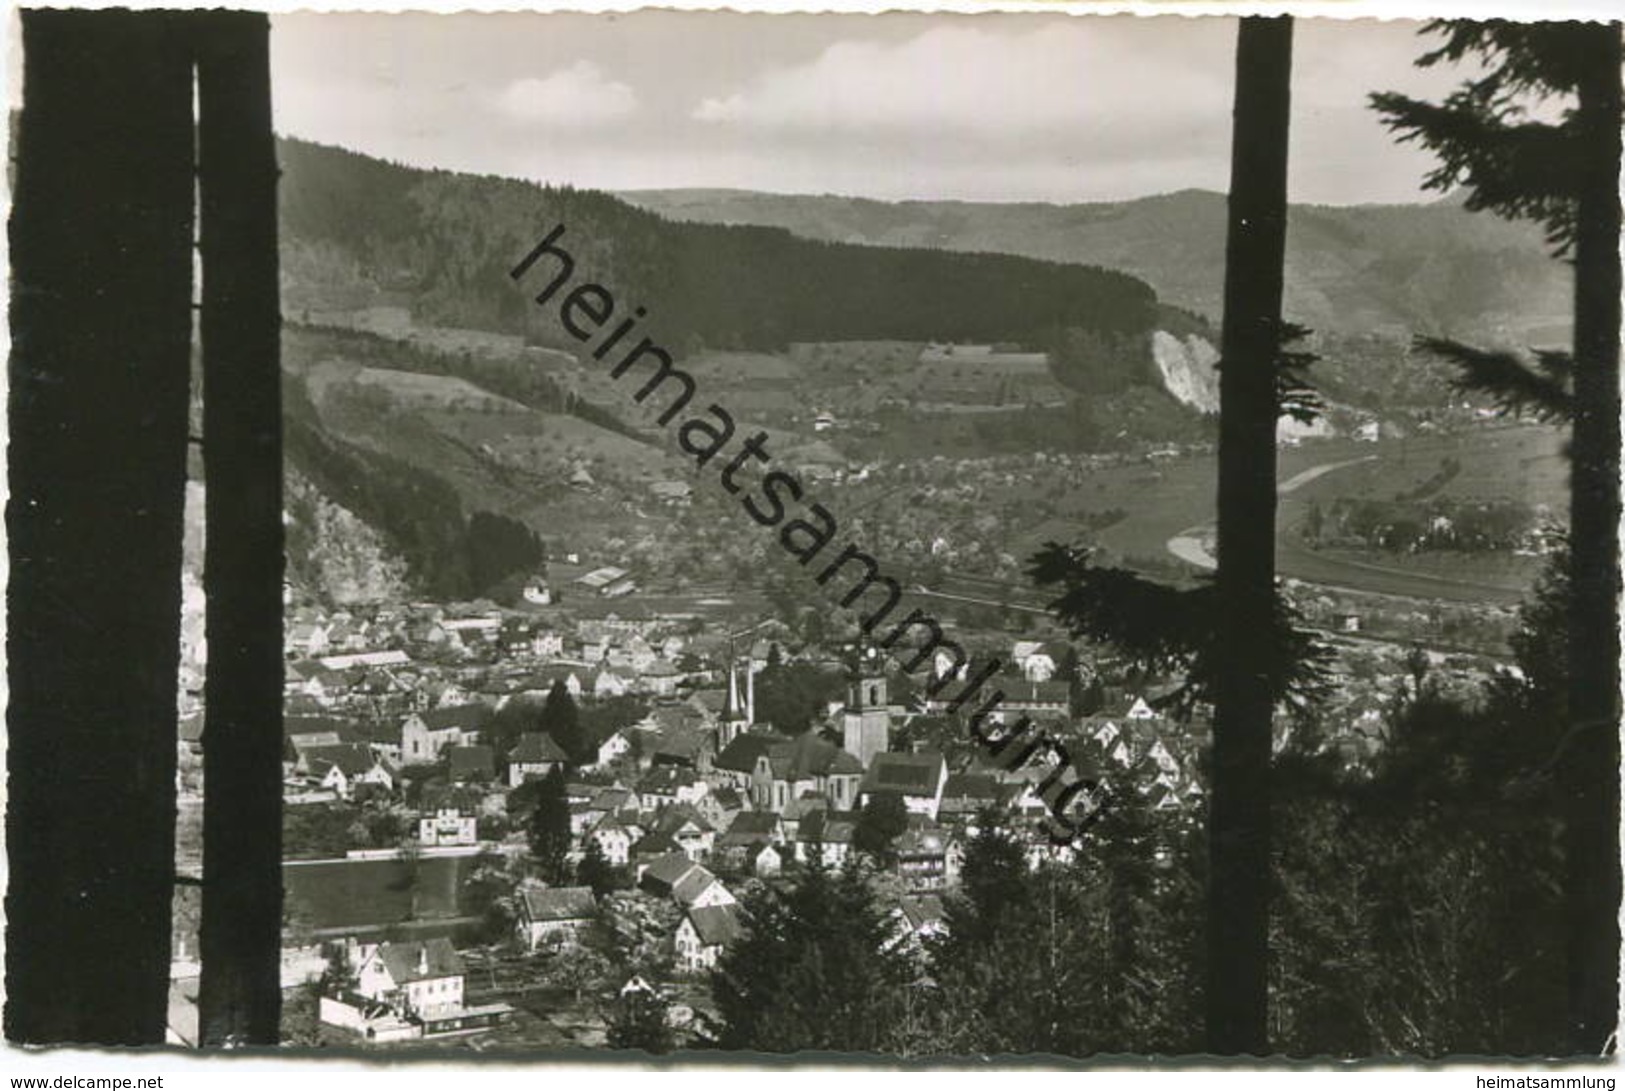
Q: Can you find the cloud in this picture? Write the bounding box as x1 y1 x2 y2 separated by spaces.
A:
692 22 1228 138
496 61 638 127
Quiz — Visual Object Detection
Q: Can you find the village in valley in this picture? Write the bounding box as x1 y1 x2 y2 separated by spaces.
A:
161 301 1553 1050
161 78 1572 1054
166 546 1243 1048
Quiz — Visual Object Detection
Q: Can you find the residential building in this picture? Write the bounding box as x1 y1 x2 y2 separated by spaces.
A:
508 732 569 787
675 904 743 973
400 703 492 764
517 884 597 950
861 751 948 820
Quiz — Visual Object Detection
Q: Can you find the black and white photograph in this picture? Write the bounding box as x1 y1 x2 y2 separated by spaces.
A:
4 0 1622 1071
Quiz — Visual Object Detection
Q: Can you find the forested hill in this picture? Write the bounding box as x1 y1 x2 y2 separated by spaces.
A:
617 187 1572 343
277 137 1160 354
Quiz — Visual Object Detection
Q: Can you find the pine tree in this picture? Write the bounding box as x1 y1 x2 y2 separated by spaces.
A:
540 679 591 766
1205 16 1295 1055
606 985 676 1054
526 767 573 884
1372 21 1622 1052
925 823 1094 1055
1060 646 1086 717
575 837 624 899
710 860 912 1052
1304 499 1325 544
852 792 909 866
1078 675 1107 717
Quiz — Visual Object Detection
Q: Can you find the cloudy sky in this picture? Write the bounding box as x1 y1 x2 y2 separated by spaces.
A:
270 12 1483 205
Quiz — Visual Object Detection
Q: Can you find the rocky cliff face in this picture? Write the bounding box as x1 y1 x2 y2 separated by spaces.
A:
1151 330 1220 414
283 468 412 606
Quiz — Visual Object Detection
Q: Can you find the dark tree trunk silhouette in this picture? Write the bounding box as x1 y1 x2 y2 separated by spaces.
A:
1207 15 1293 1056
5 10 195 1044
195 11 285 1046
1563 22 1621 1056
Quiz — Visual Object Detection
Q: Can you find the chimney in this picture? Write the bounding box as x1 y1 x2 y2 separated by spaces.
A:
746 661 756 725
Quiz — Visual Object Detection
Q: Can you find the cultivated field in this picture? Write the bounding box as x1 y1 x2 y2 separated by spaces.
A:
1087 421 1565 604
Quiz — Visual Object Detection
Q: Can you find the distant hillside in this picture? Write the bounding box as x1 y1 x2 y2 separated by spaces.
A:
616 188 1572 343
278 138 1160 356
280 321 666 603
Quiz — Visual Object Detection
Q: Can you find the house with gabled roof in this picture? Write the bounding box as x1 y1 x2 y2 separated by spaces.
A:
588 812 636 867
697 785 749 832
400 703 492 765
860 751 948 820
793 810 856 868
508 732 568 787
717 812 784 873
589 785 641 814
938 772 1003 822
653 804 715 862
644 703 705 736
672 867 734 910
326 935 512 1040
886 894 947 958
517 884 597 950
355 937 464 1016
301 743 394 800
640 658 684 698
649 727 713 772
895 823 951 892
586 722 633 769
637 853 734 910
630 829 683 866
285 713 356 758
519 665 586 701
416 785 480 847
719 810 784 852
286 620 331 659
637 765 708 809
996 680 1071 717
445 745 495 785
675 904 744 973
588 666 634 699
1011 640 1056 682
1124 695 1159 720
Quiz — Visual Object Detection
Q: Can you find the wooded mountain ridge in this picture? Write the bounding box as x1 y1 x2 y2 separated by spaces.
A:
618 187 1572 344
278 137 1162 357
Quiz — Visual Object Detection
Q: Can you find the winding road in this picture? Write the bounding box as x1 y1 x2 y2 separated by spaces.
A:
1165 453 1532 605
1166 455 1377 570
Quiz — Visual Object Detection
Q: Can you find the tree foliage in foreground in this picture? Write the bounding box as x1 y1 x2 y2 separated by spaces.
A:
1270 552 1570 1056
525 767 573 884
1027 543 1333 719
707 861 913 1053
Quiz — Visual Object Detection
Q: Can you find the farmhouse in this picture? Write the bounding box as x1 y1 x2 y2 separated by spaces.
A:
517 884 597 950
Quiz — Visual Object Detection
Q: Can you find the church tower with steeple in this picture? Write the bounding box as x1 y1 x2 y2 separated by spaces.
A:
842 644 890 770
720 657 751 749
